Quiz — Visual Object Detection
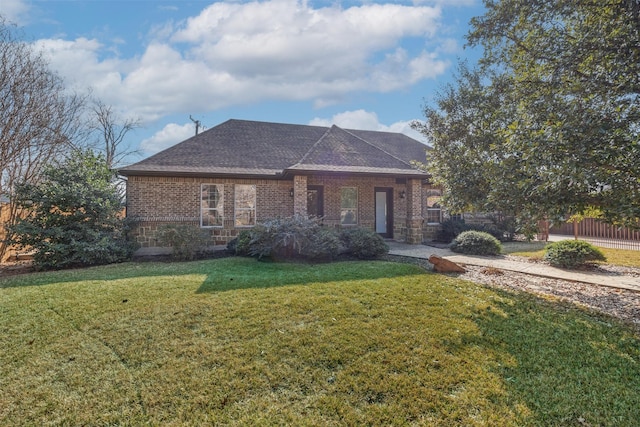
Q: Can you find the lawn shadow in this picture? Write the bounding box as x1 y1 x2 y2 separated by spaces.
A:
0 256 429 294
194 258 428 293
466 289 640 425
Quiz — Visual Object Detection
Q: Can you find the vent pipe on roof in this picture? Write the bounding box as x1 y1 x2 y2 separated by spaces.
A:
190 115 201 135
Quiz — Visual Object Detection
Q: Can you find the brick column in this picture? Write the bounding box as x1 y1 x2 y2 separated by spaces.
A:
293 175 307 216
405 178 423 244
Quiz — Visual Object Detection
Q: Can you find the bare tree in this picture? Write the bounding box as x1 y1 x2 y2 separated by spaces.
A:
89 99 141 169
0 16 86 259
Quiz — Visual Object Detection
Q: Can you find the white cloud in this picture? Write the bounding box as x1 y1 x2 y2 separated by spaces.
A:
1 0 30 24
309 110 428 143
140 122 195 154
32 0 453 122
36 37 126 103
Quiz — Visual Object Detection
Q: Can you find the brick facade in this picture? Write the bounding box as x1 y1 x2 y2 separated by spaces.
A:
126 174 441 249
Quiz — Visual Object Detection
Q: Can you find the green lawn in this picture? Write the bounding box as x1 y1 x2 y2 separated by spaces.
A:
1 258 639 426
502 241 640 267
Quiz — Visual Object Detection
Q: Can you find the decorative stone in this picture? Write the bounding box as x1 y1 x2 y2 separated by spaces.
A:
428 255 466 273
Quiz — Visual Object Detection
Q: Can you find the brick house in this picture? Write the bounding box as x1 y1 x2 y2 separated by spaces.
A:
119 119 443 250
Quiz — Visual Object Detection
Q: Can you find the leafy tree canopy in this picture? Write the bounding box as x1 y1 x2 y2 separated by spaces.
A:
417 0 640 228
9 150 136 269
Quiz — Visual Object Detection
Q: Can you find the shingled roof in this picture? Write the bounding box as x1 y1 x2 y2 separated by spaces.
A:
119 119 429 178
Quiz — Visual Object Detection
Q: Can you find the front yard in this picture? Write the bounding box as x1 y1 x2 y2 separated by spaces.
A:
1 258 639 426
503 241 640 268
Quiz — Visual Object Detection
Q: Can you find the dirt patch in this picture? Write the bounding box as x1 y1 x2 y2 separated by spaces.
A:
0 262 34 277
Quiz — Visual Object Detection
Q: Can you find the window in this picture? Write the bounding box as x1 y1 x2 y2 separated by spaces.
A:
340 187 358 225
235 184 256 227
426 189 442 224
201 184 223 227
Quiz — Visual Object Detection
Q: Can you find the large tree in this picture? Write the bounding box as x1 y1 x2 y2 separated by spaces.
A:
418 0 640 228
0 17 86 258
89 99 141 169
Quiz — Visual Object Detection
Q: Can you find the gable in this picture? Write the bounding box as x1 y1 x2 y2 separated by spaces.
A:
294 126 411 169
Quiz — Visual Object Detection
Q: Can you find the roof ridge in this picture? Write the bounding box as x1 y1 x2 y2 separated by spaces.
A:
293 125 333 167
341 127 414 168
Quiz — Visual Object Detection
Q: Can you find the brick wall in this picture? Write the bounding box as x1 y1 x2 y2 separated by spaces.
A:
126 174 434 248
307 175 407 234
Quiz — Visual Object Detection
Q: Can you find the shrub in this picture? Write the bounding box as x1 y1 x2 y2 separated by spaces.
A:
543 240 606 268
302 228 342 261
8 150 137 270
450 230 502 255
227 230 252 256
241 216 340 261
156 224 209 261
340 227 389 259
435 219 470 243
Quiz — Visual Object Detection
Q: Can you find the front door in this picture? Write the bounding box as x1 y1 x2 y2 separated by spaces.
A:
374 188 393 238
307 186 324 218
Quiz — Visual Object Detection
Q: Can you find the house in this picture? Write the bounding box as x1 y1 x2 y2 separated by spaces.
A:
119 119 443 250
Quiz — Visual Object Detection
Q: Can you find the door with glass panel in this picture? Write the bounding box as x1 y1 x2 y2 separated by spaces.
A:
307 186 324 218
374 188 393 238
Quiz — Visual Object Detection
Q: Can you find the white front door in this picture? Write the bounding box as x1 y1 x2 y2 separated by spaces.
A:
375 191 387 234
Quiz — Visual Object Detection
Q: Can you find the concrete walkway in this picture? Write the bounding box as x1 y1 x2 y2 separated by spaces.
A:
387 242 640 293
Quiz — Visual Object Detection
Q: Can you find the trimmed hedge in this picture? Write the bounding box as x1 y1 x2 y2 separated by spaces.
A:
156 224 209 261
339 227 389 259
227 216 340 261
226 218 389 261
450 230 502 256
543 240 606 268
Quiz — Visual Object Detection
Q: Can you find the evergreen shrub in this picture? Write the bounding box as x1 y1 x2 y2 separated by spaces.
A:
340 227 389 259
156 224 209 261
450 230 502 255
543 240 606 268
9 150 137 270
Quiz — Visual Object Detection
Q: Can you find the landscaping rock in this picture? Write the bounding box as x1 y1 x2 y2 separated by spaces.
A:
428 255 467 273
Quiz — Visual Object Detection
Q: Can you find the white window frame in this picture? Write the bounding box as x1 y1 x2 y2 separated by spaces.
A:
200 184 224 228
340 187 358 226
234 184 256 227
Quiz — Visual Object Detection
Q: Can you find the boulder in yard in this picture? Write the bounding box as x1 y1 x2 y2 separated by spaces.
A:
428 255 466 273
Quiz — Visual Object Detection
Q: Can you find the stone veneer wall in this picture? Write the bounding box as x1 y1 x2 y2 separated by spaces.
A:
126 174 434 248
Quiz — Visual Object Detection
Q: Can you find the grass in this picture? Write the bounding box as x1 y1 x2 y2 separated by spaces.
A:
502 241 640 267
1 257 639 426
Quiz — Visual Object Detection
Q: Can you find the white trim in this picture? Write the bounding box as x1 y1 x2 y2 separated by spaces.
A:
200 183 224 228
234 184 256 227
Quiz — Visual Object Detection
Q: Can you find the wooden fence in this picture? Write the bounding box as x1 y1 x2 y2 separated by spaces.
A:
548 218 640 250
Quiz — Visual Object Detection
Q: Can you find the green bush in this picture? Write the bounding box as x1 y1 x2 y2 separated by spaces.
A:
340 227 389 259
302 227 342 261
240 216 340 261
8 150 137 270
450 230 502 255
156 224 209 261
543 240 606 268
227 230 252 256
436 215 534 244
435 219 470 243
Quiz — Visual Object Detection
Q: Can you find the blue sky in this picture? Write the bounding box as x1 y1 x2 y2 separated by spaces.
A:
3 0 485 163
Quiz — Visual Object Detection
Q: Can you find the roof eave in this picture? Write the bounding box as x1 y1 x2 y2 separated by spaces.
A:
282 167 430 180
118 168 287 180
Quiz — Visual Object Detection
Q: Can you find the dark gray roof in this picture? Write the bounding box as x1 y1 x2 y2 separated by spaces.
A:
119 119 429 178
